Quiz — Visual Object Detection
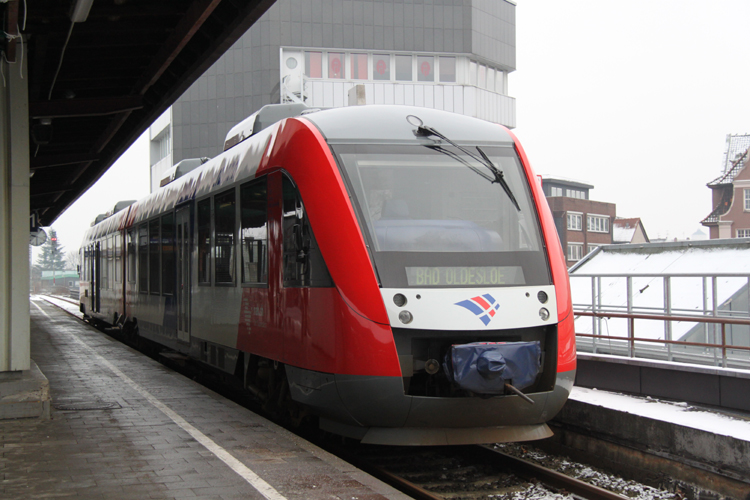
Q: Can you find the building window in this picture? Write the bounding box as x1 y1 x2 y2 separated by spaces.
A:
350 53 368 79
587 215 610 233
568 243 584 261
417 55 434 82
373 54 390 81
738 229 750 238
305 51 322 78
566 188 585 199
439 56 456 82
327 52 344 79
745 189 750 211
550 186 563 197
395 54 412 81
567 213 582 231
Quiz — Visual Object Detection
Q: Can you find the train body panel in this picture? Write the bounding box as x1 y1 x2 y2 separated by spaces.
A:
79 104 576 445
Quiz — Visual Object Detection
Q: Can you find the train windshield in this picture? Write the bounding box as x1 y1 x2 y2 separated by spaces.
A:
333 144 552 288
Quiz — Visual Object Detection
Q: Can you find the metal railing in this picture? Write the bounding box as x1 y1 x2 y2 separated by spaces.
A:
571 273 750 368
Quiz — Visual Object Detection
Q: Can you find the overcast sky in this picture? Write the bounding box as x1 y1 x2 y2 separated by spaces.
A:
38 0 750 261
511 0 750 240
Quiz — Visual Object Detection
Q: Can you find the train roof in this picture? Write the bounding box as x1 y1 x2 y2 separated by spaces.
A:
303 105 515 146
81 106 516 246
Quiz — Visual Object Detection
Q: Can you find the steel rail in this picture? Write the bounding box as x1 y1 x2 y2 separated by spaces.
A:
474 446 630 500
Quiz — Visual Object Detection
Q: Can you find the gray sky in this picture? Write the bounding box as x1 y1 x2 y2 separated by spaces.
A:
511 0 750 240
39 0 750 260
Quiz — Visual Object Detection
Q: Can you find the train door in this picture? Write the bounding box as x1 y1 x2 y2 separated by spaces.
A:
176 206 191 342
93 242 101 313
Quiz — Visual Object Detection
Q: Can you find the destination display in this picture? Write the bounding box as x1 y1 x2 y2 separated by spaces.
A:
405 266 524 287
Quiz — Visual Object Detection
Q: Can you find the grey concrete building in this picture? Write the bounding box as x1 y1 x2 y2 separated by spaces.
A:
150 0 518 192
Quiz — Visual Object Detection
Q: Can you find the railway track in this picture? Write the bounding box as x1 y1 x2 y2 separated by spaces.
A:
335 443 631 500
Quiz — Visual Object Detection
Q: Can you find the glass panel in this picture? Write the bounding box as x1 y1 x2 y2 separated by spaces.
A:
334 145 549 288
486 67 495 90
149 219 160 295
439 56 456 82
395 55 412 81
214 189 236 284
240 178 268 285
469 61 477 86
373 54 390 80
138 225 148 293
328 52 344 79
282 175 333 288
417 55 434 82
198 199 211 284
114 233 122 283
350 53 368 79
478 64 486 88
161 213 175 295
305 51 322 78
495 70 505 93
127 230 136 283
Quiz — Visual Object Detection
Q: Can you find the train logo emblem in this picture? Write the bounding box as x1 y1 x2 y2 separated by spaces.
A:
455 294 500 326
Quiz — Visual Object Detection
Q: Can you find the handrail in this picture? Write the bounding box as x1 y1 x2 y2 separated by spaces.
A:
574 310 750 365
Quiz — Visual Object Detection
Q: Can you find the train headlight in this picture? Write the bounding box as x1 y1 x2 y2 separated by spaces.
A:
393 293 407 307
398 310 413 324
537 290 548 304
539 308 550 321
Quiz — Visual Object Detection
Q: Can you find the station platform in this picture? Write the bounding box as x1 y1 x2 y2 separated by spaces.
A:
1 296 410 500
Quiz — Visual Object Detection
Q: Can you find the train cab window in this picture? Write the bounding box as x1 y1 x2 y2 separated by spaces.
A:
240 178 268 285
127 229 136 283
115 233 122 283
149 219 161 294
282 175 333 288
138 224 148 293
214 188 236 285
197 199 211 284
161 213 175 295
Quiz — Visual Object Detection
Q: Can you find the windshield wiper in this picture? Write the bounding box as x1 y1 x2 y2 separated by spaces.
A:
408 115 521 211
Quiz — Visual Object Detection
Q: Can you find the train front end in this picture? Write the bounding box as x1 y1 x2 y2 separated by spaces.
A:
288 106 575 445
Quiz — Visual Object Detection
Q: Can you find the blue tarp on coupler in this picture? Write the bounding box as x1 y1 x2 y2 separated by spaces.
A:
445 341 542 395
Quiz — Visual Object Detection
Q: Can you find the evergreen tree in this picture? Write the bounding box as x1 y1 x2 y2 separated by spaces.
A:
36 228 66 271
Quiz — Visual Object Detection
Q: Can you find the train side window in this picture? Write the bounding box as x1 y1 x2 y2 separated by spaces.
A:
161 212 175 295
281 174 333 288
198 199 211 285
115 233 122 284
127 229 136 283
138 224 148 293
101 237 109 290
149 219 161 295
214 188 236 285
240 178 268 285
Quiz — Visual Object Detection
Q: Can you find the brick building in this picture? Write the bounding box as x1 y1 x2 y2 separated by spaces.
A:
541 176 616 267
702 134 750 239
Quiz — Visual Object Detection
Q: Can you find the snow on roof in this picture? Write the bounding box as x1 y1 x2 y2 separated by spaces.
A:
612 218 640 244
570 239 750 340
721 134 750 174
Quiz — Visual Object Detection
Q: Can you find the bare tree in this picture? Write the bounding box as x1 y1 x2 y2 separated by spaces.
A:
65 250 81 272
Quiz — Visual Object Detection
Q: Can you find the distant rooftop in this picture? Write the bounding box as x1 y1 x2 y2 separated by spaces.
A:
540 175 594 190
710 134 750 186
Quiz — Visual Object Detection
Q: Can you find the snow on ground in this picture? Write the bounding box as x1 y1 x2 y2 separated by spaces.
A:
571 386 750 442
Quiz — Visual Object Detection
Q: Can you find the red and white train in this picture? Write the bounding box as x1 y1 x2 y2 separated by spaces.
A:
79 104 575 445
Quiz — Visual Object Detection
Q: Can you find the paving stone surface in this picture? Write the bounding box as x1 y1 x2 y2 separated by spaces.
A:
0 298 410 500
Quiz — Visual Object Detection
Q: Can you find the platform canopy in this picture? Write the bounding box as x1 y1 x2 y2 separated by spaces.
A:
6 0 274 226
